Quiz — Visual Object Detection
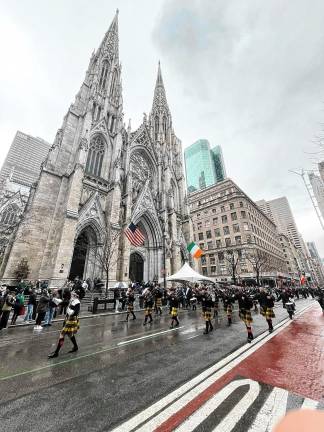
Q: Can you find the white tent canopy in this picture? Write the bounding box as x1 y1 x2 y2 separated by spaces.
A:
166 263 215 284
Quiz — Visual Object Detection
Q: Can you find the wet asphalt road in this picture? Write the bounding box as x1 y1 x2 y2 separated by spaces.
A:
0 298 313 432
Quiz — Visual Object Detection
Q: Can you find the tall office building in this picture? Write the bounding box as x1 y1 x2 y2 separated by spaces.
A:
256 196 318 280
211 145 226 183
0 131 50 268
256 197 302 249
307 241 324 284
184 139 226 192
0 131 50 190
309 168 324 220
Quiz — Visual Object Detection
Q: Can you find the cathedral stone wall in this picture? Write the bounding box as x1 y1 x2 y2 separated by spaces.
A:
1 11 192 287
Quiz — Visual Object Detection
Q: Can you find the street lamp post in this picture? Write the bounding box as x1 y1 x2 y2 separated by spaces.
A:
163 229 167 291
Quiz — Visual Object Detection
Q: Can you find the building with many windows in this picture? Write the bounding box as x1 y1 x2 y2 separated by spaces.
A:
309 169 324 221
307 241 324 285
0 131 50 190
184 139 226 192
0 131 50 268
188 178 286 284
256 196 315 280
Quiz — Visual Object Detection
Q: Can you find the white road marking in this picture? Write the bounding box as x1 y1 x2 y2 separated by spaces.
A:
175 379 260 432
117 327 184 346
301 397 318 409
111 303 313 432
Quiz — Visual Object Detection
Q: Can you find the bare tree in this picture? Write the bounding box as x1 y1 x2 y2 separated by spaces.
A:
246 248 272 286
88 224 122 297
224 249 241 285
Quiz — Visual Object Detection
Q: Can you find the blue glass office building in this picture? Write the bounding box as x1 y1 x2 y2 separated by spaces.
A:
184 140 226 192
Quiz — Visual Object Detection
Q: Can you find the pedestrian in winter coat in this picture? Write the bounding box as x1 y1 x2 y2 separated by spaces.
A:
34 290 49 330
24 289 37 322
11 291 25 325
0 289 15 330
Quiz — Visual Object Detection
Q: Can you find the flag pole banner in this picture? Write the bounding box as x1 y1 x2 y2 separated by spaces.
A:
187 242 203 259
124 222 145 247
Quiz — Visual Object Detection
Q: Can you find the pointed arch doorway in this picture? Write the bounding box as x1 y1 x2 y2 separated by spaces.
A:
129 252 144 283
69 226 98 280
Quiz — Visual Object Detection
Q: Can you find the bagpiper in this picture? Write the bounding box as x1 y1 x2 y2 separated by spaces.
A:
169 292 180 328
142 286 154 326
201 291 214 334
153 284 163 315
237 292 254 342
259 288 276 333
224 292 235 326
125 286 136 321
48 291 80 358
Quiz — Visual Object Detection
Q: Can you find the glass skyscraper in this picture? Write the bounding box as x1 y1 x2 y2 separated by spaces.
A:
184 139 226 192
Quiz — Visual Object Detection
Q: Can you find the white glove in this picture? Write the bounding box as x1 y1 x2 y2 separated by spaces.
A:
66 307 74 316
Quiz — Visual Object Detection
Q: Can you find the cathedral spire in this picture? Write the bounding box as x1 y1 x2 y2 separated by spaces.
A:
98 9 119 63
151 61 170 115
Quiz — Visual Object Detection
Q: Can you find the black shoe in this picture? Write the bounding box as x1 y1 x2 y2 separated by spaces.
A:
247 338 252 343
203 330 208 334
143 322 146 326
132 317 136 320
269 328 273 333
48 352 58 358
68 347 78 353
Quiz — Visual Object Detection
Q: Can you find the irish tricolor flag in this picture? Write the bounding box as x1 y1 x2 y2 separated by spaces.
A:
187 242 203 259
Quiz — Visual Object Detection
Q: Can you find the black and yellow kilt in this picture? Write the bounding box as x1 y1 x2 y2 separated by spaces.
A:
260 306 267 317
127 303 134 313
226 304 233 316
171 307 178 317
204 308 212 321
239 308 253 325
265 307 275 319
145 307 152 316
62 316 80 335
155 298 162 308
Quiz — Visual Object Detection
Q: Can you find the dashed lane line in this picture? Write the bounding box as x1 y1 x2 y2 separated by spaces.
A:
0 325 185 382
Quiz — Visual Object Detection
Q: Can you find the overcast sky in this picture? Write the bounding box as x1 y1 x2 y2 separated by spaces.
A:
1 0 324 255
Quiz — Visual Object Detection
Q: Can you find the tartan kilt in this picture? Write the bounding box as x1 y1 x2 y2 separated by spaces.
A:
62 316 80 335
155 298 162 308
171 307 178 317
239 309 253 324
204 309 212 321
260 306 267 317
265 307 275 319
127 303 134 312
226 305 233 316
145 307 152 316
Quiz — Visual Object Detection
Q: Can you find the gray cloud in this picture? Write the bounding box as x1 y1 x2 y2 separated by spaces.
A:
152 0 324 254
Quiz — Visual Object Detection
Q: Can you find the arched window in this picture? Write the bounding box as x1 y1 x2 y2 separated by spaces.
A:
0 205 18 225
162 116 168 139
86 135 105 177
110 69 117 96
99 60 109 90
155 116 159 141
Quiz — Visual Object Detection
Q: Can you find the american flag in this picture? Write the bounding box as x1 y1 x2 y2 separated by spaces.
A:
124 222 145 246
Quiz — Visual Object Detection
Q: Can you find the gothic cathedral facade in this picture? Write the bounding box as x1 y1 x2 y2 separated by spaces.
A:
1 11 191 287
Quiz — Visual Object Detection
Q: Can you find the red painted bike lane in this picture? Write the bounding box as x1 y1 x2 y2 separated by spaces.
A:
156 305 324 432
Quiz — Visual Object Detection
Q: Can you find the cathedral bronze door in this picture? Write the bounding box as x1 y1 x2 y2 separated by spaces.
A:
69 231 89 280
129 252 144 283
